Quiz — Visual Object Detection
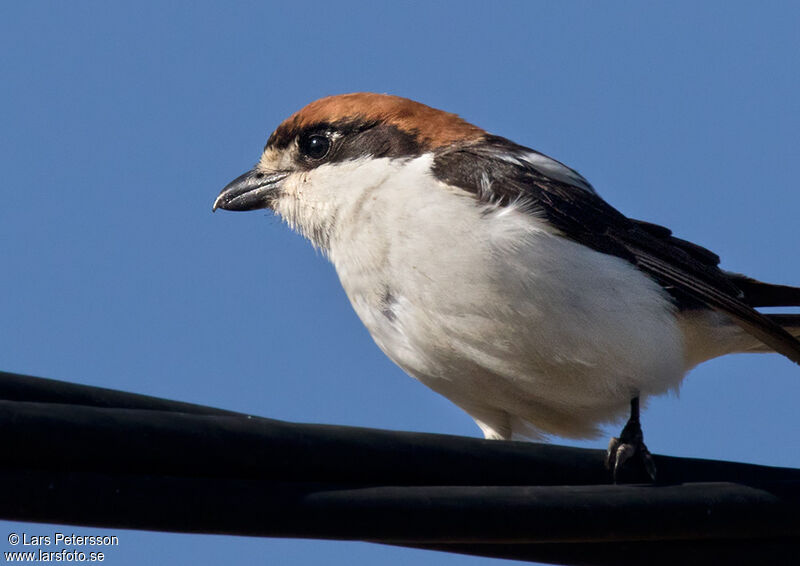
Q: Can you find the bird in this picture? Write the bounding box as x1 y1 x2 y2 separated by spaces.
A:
214 92 800 480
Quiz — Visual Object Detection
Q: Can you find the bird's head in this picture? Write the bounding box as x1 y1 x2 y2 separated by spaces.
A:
213 93 486 247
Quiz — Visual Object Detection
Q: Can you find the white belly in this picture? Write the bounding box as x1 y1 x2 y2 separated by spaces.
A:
324 165 686 440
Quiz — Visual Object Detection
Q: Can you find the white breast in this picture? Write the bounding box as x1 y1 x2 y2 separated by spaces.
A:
277 155 688 440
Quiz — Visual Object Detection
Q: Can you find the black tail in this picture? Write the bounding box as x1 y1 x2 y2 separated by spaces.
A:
729 275 800 307
767 314 800 329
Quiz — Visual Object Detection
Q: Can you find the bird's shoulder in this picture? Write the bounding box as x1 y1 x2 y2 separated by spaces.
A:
430 135 721 273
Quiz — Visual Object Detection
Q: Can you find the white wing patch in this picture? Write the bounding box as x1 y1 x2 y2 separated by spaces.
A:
501 150 596 194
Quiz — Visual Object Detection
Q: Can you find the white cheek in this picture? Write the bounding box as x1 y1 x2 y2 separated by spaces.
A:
281 172 306 198
272 157 408 249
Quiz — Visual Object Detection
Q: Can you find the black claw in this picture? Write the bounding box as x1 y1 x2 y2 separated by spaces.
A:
605 397 657 483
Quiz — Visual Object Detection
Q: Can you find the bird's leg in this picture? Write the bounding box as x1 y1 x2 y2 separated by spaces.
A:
605 397 657 483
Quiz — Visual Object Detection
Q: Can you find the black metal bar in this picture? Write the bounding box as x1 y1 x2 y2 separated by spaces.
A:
4 397 799 487
0 371 238 415
1 471 798 543
2 370 799 566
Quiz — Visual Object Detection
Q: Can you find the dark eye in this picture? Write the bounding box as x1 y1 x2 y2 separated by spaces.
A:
299 134 331 160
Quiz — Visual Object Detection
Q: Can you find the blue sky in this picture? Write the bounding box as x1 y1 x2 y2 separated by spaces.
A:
2 2 799 564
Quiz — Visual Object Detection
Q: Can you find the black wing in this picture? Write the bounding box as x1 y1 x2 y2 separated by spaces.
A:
432 136 800 364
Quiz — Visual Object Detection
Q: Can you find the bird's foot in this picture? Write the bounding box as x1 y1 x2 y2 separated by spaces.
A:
605 416 657 483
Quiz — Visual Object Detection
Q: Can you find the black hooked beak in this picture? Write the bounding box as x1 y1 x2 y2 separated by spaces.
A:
213 169 289 212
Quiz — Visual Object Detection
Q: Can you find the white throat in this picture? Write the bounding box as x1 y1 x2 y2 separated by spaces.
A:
271 155 431 252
